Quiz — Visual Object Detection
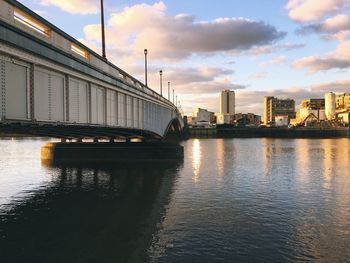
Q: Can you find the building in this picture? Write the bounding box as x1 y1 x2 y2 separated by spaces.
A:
218 90 235 125
192 108 215 125
234 113 261 126
217 114 234 125
187 116 195 125
188 108 215 126
219 90 235 115
338 111 350 125
264 96 295 126
275 115 289 127
325 92 336 120
299 99 325 121
336 92 350 112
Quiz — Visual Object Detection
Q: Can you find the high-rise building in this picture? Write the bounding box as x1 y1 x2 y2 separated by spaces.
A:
336 92 350 112
325 92 336 120
219 90 235 115
264 96 295 126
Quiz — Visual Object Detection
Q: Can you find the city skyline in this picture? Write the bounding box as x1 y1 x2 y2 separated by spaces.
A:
17 0 350 115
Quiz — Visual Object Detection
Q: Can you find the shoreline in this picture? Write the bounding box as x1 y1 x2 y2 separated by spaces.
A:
188 127 350 139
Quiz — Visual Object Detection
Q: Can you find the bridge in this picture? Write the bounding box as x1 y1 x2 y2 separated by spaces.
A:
0 0 184 142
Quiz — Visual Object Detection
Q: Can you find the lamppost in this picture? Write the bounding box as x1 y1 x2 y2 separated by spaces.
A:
144 49 148 87
173 89 175 104
168 82 170 101
100 0 106 59
176 95 178 108
159 70 163 96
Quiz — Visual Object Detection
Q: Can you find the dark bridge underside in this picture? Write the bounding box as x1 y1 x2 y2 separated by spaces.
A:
0 122 164 141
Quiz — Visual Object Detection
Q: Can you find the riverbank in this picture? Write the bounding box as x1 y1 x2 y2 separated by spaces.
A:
188 127 350 138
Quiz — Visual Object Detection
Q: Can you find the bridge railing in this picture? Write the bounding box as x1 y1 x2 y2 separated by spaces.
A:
0 0 173 108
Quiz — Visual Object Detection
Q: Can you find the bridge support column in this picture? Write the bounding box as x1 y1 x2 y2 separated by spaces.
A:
41 141 184 165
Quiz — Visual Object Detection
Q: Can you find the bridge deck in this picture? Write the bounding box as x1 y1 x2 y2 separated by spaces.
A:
0 0 183 139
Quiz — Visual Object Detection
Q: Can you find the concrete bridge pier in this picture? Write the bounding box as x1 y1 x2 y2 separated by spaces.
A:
41 141 184 165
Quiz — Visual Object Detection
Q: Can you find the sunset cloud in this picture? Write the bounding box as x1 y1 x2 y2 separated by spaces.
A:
260 56 287 67
293 41 350 72
248 43 305 56
286 0 350 22
299 14 350 34
248 71 268 80
83 1 286 61
40 0 99 15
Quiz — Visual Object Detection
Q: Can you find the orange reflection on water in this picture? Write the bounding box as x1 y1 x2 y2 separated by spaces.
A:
321 140 334 190
216 139 225 178
192 139 201 183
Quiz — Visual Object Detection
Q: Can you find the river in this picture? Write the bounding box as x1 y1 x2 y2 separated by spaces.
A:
0 138 350 262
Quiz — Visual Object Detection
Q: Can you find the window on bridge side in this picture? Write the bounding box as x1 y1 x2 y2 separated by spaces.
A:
14 8 51 38
71 44 89 59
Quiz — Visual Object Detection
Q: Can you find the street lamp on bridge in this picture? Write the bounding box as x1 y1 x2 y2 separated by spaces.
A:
159 70 163 96
100 0 106 59
168 82 170 101
144 49 148 87
173 89 175 104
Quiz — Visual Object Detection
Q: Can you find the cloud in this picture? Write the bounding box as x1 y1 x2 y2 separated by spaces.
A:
40 0 99 15
299 14 350 34
117 63 241 98
293 57 350 72
249 43 305 56
311 79 350 92
297 14 350 40
293 41 350 72
286 0 350 22
176 80 246 95
83 1 286 61
248 71 268 80
260 56 287 67
165 67 234 85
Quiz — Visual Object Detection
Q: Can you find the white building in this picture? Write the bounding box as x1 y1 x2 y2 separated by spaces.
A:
219 90 235 115
193 108 214 124
338 112 350 125
275 115 289 127
217 114 234 125
325 92 336 120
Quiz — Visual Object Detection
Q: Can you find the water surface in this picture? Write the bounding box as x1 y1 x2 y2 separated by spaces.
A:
1 138 350 262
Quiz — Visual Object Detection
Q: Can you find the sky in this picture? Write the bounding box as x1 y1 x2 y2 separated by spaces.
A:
17 0 350 116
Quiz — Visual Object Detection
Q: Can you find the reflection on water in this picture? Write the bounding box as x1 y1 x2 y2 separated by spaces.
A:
191 139 201 183
1 138 350 262
0 139 182 263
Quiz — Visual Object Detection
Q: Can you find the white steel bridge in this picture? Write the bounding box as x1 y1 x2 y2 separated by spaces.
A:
0 0 184 141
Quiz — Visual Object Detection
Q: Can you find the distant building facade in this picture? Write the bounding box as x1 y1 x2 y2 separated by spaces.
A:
188 108 215 126
218 90 235 124
219 90 235 115
338 112 350 125
275 115 289 127
234 113 261 126
192 108 215 126
217 114 234 125
336 92 350 112
299 99 325 121
264 96 295 126
325 92 336 120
